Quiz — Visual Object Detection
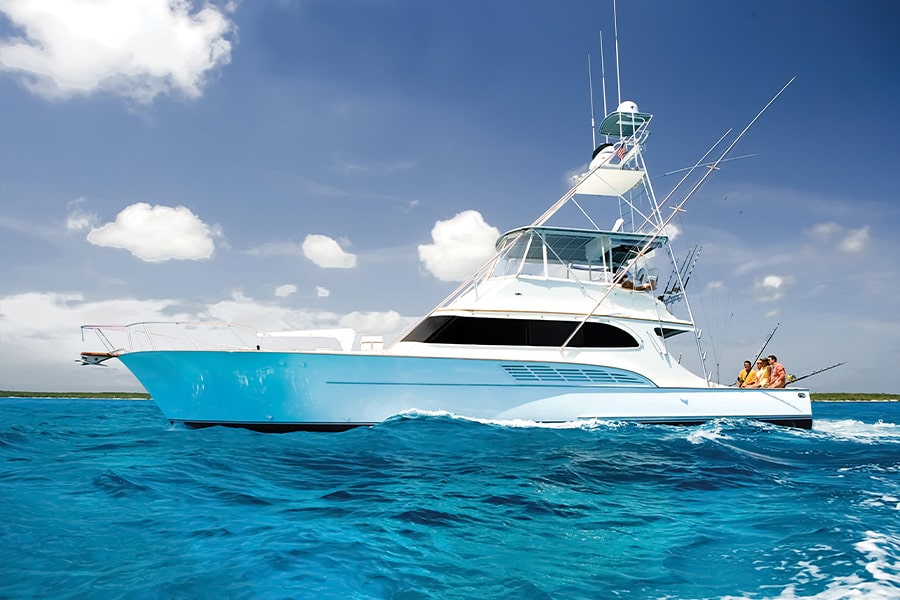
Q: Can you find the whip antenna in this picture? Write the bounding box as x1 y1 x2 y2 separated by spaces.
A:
588 54 596 149
600 30 609 142
613 0 622 106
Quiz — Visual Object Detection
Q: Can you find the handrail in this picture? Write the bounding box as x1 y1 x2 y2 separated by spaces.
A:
81 322 358 353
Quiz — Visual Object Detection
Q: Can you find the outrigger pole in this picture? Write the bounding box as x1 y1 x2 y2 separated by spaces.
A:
787 362 846 386
752 323 779 365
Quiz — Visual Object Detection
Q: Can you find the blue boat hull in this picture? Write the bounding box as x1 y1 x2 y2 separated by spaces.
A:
119 351 813 430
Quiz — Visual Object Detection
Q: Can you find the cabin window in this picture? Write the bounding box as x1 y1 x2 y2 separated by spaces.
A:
402 316 639 348
654 327 686 339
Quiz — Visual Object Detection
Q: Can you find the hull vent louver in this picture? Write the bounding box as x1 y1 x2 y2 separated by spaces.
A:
501 364 650 386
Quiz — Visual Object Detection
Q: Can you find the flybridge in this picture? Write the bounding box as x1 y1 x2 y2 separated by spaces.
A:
493 226 667 276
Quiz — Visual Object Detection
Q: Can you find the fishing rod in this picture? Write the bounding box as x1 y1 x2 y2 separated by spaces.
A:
787 362 846 386
752 322 779 365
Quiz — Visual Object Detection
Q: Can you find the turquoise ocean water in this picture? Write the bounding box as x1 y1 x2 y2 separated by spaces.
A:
1 399 898 599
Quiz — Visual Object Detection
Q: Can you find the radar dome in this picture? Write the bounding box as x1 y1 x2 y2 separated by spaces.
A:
616 100 638 113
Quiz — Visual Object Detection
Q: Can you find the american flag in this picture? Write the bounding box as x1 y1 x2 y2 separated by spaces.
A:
616 145 627 159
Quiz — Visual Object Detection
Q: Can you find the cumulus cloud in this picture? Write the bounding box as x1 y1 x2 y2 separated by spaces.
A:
418 210 500 282
755 274 793 302
339 310 406 335
315 286 330 298
274 284 297 298
0 0 234 103
302 234 357 269
87 203 218 262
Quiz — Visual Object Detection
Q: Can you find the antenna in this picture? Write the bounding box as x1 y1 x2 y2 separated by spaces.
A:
599 30 608 142
613 0 622 106
588 54 596 149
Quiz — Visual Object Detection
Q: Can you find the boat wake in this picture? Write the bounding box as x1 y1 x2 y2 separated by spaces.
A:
813 418 900 444
385 408 637 430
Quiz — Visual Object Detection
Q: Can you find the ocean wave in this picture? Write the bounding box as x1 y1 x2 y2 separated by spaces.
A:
385 408 636 430
812 418 900 444
3 397 900 599
762 531 900 599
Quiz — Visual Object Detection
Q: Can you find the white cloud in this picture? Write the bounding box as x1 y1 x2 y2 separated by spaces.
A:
0 292 188 391
302 234 357 269
65 197 97 231
418 210 500 282
334 159 414 176
198 291 341 332
274 284 297 298
315 286 330 298
245 241 304 257
761 275 783 289
339 310 406 335
0 0 234 103
810 222 841 238
755 274 793 302
662 222 681 241
839 226 869 253
807 221 869 253
87 203 218 262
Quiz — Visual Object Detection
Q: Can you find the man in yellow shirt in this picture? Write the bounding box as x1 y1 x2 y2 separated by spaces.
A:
736 360 752 386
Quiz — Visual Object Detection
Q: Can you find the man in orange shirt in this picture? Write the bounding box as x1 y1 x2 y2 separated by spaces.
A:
767 355 787 388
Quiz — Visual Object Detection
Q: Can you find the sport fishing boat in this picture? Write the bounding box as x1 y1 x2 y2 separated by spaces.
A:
80 99 813 431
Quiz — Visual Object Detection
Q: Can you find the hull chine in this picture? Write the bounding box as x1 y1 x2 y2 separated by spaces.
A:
179 420 376 433
173 415 812 433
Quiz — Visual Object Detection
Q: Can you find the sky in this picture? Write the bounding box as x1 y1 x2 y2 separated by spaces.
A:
1 0 899 394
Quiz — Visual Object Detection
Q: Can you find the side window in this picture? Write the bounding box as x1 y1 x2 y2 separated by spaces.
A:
402 317 638 348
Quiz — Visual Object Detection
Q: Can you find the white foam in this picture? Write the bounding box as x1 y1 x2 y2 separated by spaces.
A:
813 419 900 444
389 408 626 430
756 530 900 599
855 530 900 585
686 423 728 444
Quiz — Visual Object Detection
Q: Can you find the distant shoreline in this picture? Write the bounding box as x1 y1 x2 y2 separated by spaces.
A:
1 391 897 402
1 391 151 400
809 393 899 402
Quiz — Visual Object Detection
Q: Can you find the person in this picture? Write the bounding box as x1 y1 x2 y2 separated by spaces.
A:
741 358 769 388
620 273 654 292
767 355 786 388
736 360 752 386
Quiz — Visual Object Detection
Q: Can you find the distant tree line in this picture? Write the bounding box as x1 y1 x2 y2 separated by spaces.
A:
0 391 151 399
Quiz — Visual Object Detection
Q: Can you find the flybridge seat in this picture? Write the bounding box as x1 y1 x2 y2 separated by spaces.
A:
492 226 667 280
